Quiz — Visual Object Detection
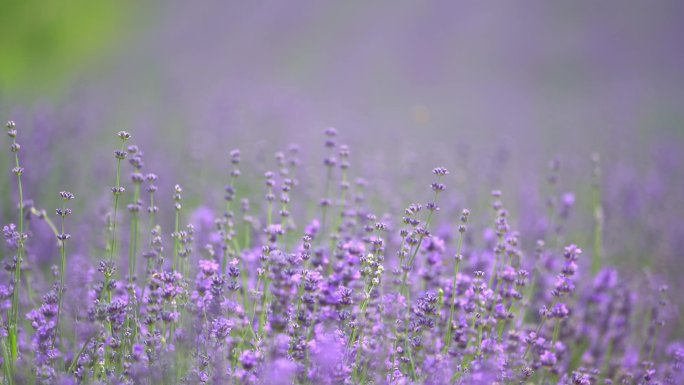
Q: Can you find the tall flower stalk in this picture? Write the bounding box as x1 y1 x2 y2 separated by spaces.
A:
55 191 74 344
109 131 130 265
443 209 468 353
5 120 25 380
6 121 26 367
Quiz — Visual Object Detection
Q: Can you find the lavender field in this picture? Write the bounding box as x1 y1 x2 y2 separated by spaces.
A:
1 2 684 384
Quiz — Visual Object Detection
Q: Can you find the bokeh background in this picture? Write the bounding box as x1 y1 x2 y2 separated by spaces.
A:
1 1 683 294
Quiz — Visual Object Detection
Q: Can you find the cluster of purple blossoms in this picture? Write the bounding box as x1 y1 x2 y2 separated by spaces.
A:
0 121 681 385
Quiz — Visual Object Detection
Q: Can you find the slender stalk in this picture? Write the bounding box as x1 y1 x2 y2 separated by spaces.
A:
488 250 500 291
443 230 464 353
320 166 332 238
350 289 374 382
459 296 481 371
108 140 126 264
406 203 437 268
1 335 14 385
129 183 141 284
137 181 157 319
649 320 661 362
258 275 271 336
7 122 25 365
599 337 614 382
125 180 141 354
348 284 376 347
173 209 180 271
55 199 68 346
222 172 238 273
521 299 557 361
68 336 94 374
398 188 441 380
389 231 408 381
267 185 273 228
168 185 183 347
250 247 272 337
349 252 383 382
103 131 130 370
537 319 561 385
328 166 348 260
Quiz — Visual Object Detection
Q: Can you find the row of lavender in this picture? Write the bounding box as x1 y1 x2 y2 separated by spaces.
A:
0 121 682 384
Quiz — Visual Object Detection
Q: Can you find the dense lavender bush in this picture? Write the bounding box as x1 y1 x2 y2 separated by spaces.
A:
0 121 681 385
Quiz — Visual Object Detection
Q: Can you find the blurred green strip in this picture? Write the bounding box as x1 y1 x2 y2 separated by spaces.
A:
0 0 129 93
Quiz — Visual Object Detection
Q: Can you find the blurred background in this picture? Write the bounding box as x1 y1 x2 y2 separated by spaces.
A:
1 1 683 287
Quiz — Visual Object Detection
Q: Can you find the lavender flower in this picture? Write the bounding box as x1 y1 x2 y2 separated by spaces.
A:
0 125 679 385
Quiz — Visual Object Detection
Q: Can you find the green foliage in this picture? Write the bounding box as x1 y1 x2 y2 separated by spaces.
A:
0 0 126 93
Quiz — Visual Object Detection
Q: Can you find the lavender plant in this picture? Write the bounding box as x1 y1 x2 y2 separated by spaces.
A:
0 122 681 385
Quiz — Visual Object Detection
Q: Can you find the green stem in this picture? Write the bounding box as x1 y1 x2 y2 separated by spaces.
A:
9 142 25 363
127 183 141 350
129 183 141 284
638 307 654 362
328 168 347 261
460 300 481 370
320 166 332 236
68 336 94 374
522 299 557 360
103 139 126 371
397 190 441 381
443 232 464 353
56 203 67 349
1 335 14 385
350 293 373 382
173 209 180 271
649 322 661 362
537 319 561 385
109 144 125 264
136 190 156 318
599 338 614 382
